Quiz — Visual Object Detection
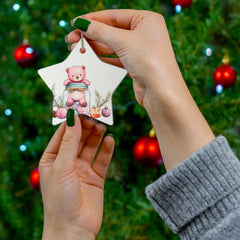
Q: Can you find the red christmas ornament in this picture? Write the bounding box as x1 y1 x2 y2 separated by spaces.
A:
14 44 37 68
214 64 237 88
133 136 163 168
30 167 40 190
172 0 192 8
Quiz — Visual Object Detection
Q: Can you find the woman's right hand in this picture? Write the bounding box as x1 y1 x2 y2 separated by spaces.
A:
66 9 182 106
67 9 215 171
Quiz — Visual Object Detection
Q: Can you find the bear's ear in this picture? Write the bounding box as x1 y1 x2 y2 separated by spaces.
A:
66 68 69 73
81 65 86 70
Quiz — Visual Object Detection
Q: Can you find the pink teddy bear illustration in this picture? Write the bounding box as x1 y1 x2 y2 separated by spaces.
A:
63 65 90 107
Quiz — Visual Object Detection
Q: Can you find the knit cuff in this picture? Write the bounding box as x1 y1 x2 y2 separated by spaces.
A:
145 136 240 234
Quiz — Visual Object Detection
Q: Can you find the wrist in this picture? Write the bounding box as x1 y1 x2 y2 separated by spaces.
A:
42 222 95 240
143 59 186 112
142 65 214 171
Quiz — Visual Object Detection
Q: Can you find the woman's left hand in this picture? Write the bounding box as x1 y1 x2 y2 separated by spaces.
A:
39 113 114 240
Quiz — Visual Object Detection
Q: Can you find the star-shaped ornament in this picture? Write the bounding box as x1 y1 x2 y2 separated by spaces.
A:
38 36 127 125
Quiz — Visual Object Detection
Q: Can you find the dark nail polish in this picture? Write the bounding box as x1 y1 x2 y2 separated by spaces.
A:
67 44 72 51
74 18 91 32
65 35 69 44
67 109 75 127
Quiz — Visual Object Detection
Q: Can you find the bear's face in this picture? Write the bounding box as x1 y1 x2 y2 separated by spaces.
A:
66 65 86 82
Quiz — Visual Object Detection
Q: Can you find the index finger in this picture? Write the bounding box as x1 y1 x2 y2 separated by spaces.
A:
75 9 140 30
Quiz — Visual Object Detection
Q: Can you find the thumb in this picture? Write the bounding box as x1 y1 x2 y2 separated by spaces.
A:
56 109 82 167
73 17 127 54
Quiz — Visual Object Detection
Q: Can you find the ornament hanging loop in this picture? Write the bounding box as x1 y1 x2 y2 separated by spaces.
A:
80 33 86 54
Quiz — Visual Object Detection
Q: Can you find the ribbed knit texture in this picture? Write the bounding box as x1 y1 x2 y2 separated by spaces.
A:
145 136 240 239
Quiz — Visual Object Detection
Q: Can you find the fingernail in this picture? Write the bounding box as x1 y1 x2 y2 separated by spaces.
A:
65 35 69 44
74 18 91 32
67 109 75 127
67 44 71 51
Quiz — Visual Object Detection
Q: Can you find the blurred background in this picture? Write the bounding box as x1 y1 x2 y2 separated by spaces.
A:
0 0 240 239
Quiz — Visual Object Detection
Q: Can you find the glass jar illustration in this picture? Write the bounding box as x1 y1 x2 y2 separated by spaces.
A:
63 83 90 115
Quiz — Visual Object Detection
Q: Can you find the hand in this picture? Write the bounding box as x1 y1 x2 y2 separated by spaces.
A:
67 10 214 171
39 114 114 239
66 9 181 106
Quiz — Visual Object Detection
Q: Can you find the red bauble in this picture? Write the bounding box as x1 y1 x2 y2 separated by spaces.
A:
172 0 192 8
30 167 40 190
133 136 163 168
214 64 237 88
14 44 37 68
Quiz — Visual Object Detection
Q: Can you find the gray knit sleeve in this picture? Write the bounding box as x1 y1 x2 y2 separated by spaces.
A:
145 136 240 240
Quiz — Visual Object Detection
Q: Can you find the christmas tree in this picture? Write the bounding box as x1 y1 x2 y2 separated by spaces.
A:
0 0 239 239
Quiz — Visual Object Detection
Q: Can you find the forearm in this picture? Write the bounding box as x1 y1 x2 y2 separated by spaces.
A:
143 61 215 171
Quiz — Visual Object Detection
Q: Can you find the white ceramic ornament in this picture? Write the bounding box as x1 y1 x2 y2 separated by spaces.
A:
38 37 127 125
